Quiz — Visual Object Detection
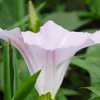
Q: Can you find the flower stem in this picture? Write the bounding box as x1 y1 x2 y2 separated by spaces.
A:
9 42 14 97
13 48 18 94
4 41 11 100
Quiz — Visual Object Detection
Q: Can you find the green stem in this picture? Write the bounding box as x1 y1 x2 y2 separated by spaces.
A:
4 42 11 100
13 48 18 94
9 42 14 97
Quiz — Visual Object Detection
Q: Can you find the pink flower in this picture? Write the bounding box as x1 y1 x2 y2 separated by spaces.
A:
0 21 100 99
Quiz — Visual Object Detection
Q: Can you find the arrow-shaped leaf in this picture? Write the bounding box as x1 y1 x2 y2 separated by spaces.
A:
12 70 41 100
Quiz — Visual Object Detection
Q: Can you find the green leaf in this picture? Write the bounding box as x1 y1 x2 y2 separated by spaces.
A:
12 70 41 100
71 56 100 76
85 0 92 5
86 44 100 69
82 87 100 97
57 88 79 100
36 1 46 13
17 59 39 100
0 1 15 29
90 0 100 16
14 0 25 20
89 97 100 100
0 83 3 92
0 62 3 90
77 10 92 18
42 11 91 31
7 15 28 30
77 49 100 58
57 91 68 100
59 88 80 96
14 0 25 31
85 44 100 99
82 28 100 33
35 92 52 100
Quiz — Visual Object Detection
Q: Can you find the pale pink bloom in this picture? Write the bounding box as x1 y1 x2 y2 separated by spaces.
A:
0 28 3 32
0 21 100 99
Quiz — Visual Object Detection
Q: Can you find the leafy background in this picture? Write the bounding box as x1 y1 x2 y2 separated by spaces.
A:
1 0 100 100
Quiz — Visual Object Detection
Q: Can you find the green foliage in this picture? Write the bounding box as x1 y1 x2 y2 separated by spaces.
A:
59 88 80 96
90 0 100 16
0 62 3 90
0 1 15 29
85 0 92 5
14 0 25 20
57 91 68 100
57 88 80 100
12 70 41 100
71 56 100 76
7 15 29 30
15 59 39 100
82 29 100 33
0 58 39 100
85 44 100 99
83 87 100 97
90 97 100 100
42 11 91 31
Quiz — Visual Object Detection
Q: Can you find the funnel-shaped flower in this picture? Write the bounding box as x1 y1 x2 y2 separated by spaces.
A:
0 21 100 99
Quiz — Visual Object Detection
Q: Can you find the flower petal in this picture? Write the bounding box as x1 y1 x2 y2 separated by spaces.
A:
24 44 79 99
22 21 69 48
40 20 69 47
24 45 55 95
0 28 21 42
52 47 78 95
0 28 35 75
74 31 100 49
21 31 44 45
59 32 91 47
0 28 3 32
90 31 100 43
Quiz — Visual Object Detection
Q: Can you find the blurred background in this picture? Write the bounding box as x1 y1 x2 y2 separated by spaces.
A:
0 0 100 100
